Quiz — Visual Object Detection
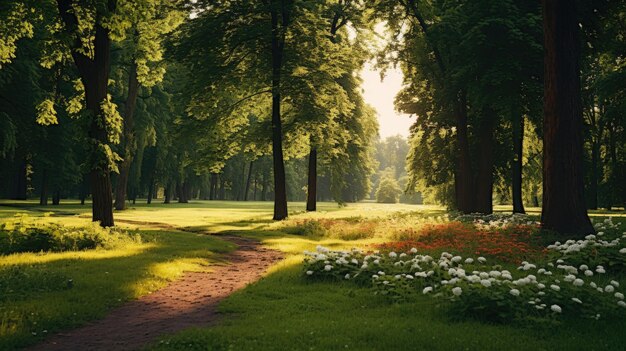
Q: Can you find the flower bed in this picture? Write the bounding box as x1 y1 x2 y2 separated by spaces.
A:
377 222 545 263
303 216 626 324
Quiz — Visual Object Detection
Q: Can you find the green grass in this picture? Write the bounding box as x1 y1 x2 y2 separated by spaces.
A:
150 263 626 351
0 207 236 349
1 200 625 350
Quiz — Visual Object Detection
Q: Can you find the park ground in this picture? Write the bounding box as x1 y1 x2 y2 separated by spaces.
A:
1 200 625 350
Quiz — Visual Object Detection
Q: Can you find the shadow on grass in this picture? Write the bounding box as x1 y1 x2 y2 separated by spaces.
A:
0 229 235 350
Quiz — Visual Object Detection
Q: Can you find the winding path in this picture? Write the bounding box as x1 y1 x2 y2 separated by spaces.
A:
30 234 283 351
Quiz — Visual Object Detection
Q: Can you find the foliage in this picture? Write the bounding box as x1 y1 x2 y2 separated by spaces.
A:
375 170 402 203
0 215 141 254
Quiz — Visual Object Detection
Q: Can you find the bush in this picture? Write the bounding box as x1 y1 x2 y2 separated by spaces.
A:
0 216 141 255
375 175 402 203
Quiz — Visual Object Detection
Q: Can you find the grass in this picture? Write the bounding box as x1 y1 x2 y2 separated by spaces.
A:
0 200 625 350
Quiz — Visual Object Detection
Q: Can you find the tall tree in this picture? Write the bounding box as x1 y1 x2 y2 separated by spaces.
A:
540 0 594 236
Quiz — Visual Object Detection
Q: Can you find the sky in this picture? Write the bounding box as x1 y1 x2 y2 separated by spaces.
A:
361 63 414 139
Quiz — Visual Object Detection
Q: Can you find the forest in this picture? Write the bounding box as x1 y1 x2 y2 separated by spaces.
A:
1 1 626 350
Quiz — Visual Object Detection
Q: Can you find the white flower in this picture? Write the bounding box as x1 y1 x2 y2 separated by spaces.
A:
618 301 626 308
306 270 313 275
579 264 589 271
571 298 582 304
620 248 626 254
537 283 546 289
596 266 606 274
410 248 418 254
389 252 398 258
452 287 463 296
551 304 562 313
605 285 615 293
573 279 584 287
423 287 433 294
477 257 487 263
510 289 520 296
372 275 379 279
584 270 594 277
373 259 380 265
550 285 561 291
344 274 350 279
324 265 333 271
465 258 474 264
378 271 385 275
590 282 597 288
351 259 359 265
610 280 620 287
480 279 492 287
451 256 462 263
614 292 624 300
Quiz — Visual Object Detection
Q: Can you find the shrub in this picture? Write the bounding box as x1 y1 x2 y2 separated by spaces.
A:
0 216 141 255
375 175 402 203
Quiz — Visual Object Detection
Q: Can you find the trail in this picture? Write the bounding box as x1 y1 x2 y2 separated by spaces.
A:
29 230 283 351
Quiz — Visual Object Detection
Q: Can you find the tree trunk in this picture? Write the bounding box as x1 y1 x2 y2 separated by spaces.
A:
209 173 217 200
512 114 526 214
261 170 268 201
79 178 86 205
270 3 288 220
253 176 258 201
244 161 254 201
164 185 172 204
52 190 61 205
114 63 140 211
57 0 115 227
541 0 594 236
147 177 154 204
218 176 226 200
306 146 317 211
39 169 48 206
454 91 474 213
589 138 600 210
474 110 496 214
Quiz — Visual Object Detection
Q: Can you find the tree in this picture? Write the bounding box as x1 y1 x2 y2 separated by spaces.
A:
540 0 594 236
375 169 402 203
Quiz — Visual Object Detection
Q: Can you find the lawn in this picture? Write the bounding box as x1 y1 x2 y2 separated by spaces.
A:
1 200 625 350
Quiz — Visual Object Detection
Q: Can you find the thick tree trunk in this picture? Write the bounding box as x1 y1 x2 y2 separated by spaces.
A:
306 146 317 211
39 169 48 206
454 91 474 213
218 177 226 200
114 64 140 211
270 4 288 220
474 110 496 214
512 114 526 214
244 161 254 201
58 0 115 226
253 176 258 201
541 0 594 236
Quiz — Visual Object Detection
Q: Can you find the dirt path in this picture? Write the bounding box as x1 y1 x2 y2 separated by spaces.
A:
30 235 283 351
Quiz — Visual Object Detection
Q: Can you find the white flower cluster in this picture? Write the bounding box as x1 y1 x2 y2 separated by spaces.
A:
452 213 539 230
304 238 626 319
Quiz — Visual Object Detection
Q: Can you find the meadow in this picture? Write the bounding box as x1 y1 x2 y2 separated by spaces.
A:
1 200 625 350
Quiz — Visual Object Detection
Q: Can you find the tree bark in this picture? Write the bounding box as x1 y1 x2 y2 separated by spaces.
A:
209 173 217 200
114 63 140 211
57 0 115 227
589 138 600 210
244 161 254 201
512 114 526 214
541 0 594 236
306 146 317 211
39 169 48 206
270 2 288 220
164 185 172 204
454 91 474 213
